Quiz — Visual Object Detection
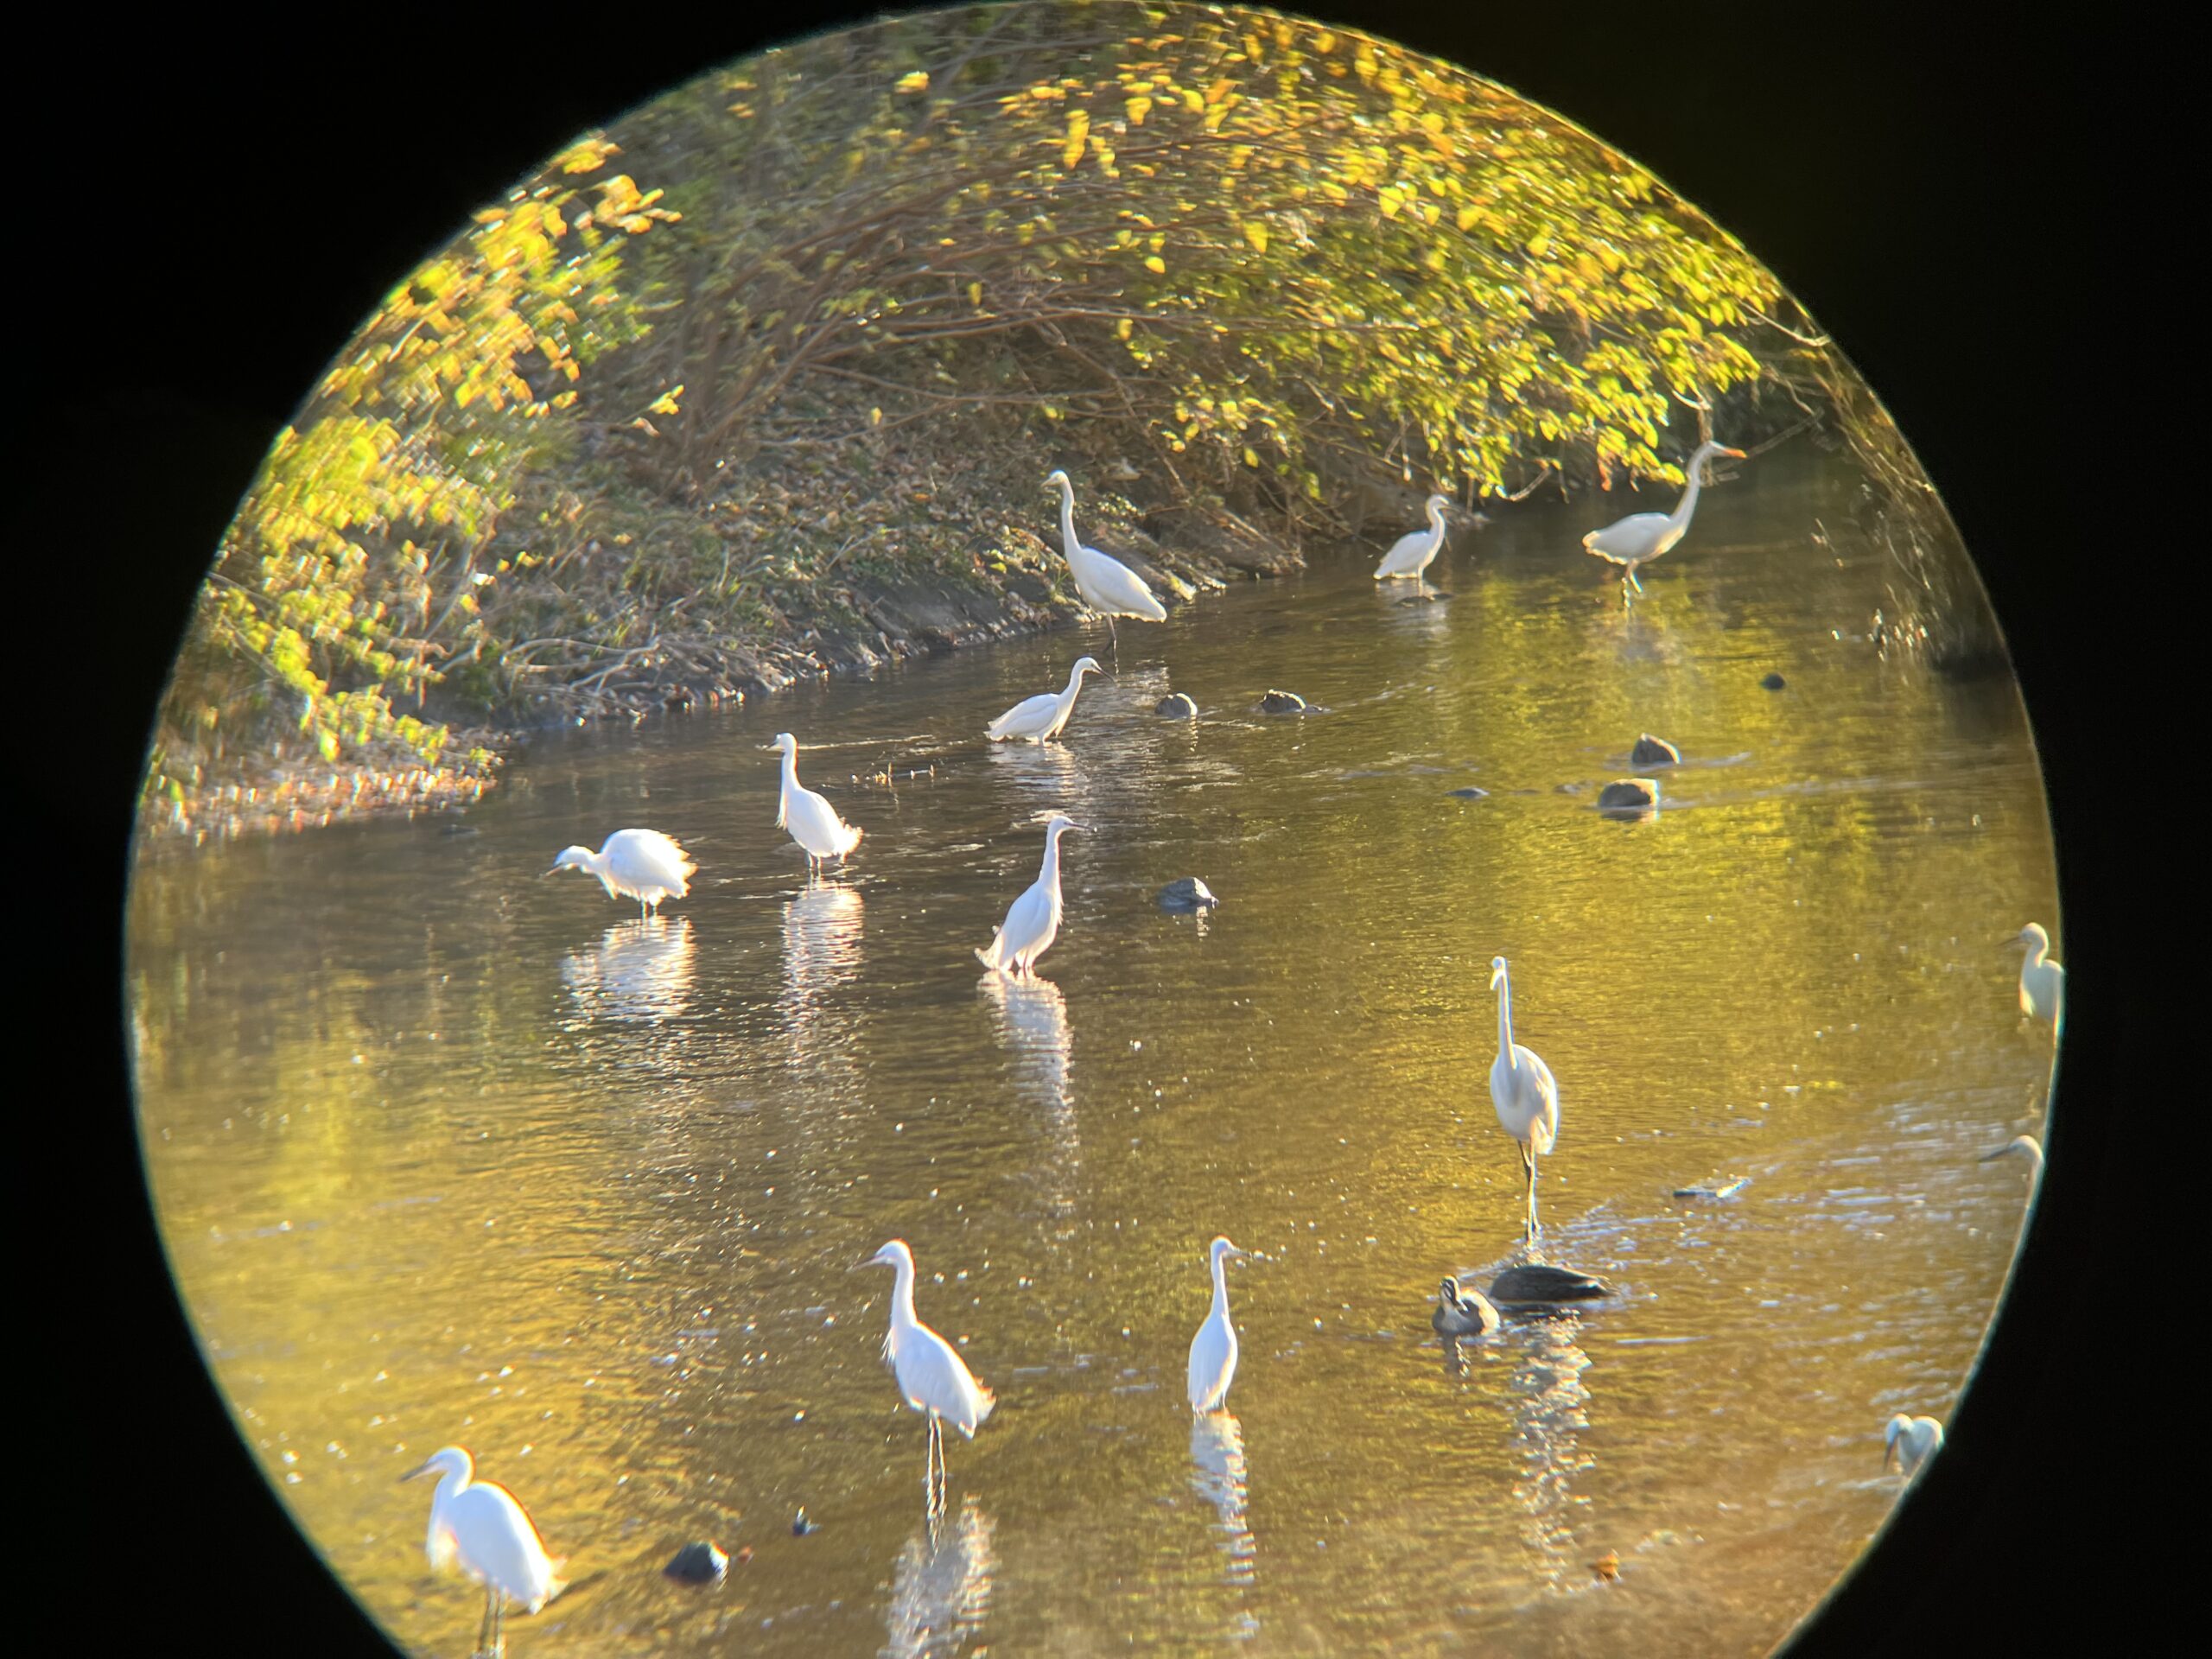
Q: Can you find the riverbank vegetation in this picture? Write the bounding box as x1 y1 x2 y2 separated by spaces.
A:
144 1 1956 842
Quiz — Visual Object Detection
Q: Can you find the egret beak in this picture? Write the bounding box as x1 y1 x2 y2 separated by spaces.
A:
400 1459 435 1484
1721 447 1748 460
1979 1144 2014 1163
541 866 561 878
1881 1438 1899 1472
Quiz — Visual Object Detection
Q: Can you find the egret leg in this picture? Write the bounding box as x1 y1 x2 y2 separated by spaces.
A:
491 1589 505 1658
476 1583 491 1657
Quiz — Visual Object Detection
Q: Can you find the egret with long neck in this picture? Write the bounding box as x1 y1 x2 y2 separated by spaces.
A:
976 814 1082 976
2014 923 2064 1028
986 656 1103 743
1882 1414 1943 1478
400 1446 565 1657
859 1240 995 1519
1045 469 1166 652
767 732 862 872
1373 493 1454 583
1581 439 1747 596
1489 956 1561 1239
1186 1236 1248 1413
544 828 695 918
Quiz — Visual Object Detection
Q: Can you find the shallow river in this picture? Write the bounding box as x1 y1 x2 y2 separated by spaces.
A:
130 448 2059 1656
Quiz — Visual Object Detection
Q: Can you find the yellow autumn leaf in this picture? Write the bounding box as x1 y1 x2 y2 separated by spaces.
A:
1063 109 1090 168
1243 446 1260 467
649 385 683 416
1243 220 1268 252
968 281 983 306
1126 94 1152 124
1144 255 1167 274
870 407 883 425
896 70 929 92
1116 317 1134 340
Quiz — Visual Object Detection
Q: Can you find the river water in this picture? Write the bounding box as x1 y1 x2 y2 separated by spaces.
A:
130 448 2059 1656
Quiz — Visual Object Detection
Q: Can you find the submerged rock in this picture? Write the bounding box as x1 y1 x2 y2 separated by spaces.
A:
1158 877 1220 912
1597 779 1659 817
1447 786 1490 800
1672 1177 1751 1201
1257 690 1306 715
791 1508 817 1536
1488 1264 1611 1305
664 1541 728 1584
1630 733 1681 766
1156 692 1198 718
1761 672 1787 691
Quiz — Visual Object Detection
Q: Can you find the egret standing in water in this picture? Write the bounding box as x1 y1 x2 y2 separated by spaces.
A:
1882 1414 1944 1478
1581 439 1746 596
545 829 695 918
987 656 1103 743
976 815 1082 977
1187 1236 1249 1413
1490 956 1560 1240
858 1240 995 1518
2014 923 2064 1027
401 1446 565 1657
767 732 862 872
1044 469 1166 650
1372 493 1454 585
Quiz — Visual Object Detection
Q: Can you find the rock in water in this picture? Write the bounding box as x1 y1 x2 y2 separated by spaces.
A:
1447 786 1489 800
1488 1263 1611 1305
664 1541 728 1584
1597 779 1659 817
792 1508 817 1536
1257 690 1306 714
1158 877 1220 912
1761 672 1787 691
1156 692 1198 718
1630 733 1680 766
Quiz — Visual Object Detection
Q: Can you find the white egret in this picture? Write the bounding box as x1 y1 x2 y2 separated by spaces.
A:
1045 468 1166 647
768 732 863 870
1581 440 1747 594
1433 1274 1500 1338
545 828 695 918
986 656 1103 743
1981 1134 2044 1184
859 1240 995 1517
2014 923 2064 1027
401 1446 565 1657
1882 1413 1944 1478
1186 1235 1248 1413
1373 493 1453 582
976 814 1082 977
1490 957 1561 1239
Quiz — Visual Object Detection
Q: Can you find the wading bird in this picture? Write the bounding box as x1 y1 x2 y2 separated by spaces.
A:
1433 1274 1500 1338
401 1446 565 1657
1882 1414 1944 1478
2014 923 2064 1027
1373 493 1455 583
1186 1236 1249 1413
767 732 862 872
1981 1134 2044 1187
858 1240 995 1518
1582 439 1747 596
987 656 1103 743
545 829 695 918
1045 469 1166 648
976 815 1082 977
1490 957 1561 1240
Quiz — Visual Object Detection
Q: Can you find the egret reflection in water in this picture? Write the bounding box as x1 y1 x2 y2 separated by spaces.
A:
781 882 866 1011
979 970 1079 1228
1188 1409 1257 1594
883 1495 997 1658
559 915 696 1023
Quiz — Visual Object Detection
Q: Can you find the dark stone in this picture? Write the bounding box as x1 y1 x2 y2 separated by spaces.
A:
664 1541 728 1584
1158 877 1220 912
1597 779 1659 812
1257 690 1306 714
1447 786 1489 800
1672 1177 1750 1201
1630 734 1680 766
1488 1264 1611 1305
1156 692 1198 718
1760 672 1787 691
791 1508 817 1536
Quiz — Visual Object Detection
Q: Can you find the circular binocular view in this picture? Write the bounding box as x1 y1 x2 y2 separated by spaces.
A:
126 4 2060 1654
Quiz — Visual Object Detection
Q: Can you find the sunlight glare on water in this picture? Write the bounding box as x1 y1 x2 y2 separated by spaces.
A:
130 449 2057 1656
